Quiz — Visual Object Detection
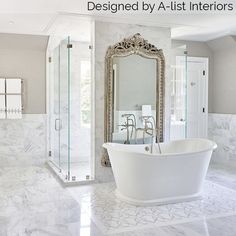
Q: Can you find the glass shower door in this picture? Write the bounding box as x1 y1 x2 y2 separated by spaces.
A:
58 37 71 180
50 45 60 169
49 34 93 182
170 45 187 140
49 37 71 180
69 40 92 181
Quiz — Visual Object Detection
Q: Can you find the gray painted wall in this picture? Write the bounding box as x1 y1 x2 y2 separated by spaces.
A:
173 37 236 114
0 33 48 114
207 36 236 114
172 40 214 112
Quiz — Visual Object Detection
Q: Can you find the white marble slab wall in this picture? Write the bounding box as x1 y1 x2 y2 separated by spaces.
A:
95 21 171 182
208 113 236 167
0 114 47 167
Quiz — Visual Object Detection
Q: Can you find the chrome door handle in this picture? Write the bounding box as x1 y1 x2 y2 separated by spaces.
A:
55 119 61 131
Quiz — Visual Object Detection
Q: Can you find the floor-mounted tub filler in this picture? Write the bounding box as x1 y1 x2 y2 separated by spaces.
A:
103 139 217 206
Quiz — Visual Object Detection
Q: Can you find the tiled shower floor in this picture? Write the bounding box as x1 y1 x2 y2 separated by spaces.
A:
0 163 236 236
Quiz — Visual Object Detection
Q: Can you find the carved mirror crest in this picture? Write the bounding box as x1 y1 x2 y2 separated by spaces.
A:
102 33 165 167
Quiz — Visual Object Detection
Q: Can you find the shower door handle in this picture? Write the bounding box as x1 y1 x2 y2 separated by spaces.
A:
55 119 61 131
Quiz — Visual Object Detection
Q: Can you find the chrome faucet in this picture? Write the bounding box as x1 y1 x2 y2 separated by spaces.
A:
119 114 136 144
140 116 162 154
136 116 154 144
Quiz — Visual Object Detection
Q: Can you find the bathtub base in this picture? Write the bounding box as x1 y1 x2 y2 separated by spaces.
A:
116 189 202 206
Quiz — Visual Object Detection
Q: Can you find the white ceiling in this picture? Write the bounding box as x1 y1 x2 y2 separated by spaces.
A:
0 0 236 42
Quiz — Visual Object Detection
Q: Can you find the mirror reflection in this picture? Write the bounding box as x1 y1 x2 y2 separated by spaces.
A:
112 55 157 144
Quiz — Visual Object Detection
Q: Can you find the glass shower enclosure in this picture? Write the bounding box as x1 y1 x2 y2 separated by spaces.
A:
48 36 93 182
170 44 188 140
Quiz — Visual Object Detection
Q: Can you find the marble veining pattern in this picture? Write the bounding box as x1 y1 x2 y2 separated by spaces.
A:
0 166 87 236
0 114 47 167
72 181 236 235
208 113 236 167
1 163 236 235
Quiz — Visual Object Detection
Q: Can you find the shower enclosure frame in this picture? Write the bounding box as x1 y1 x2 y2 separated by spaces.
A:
46 21 95 184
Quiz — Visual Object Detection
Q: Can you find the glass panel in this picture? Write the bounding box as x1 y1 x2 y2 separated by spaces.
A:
112 55 156 144
80 60 91 127
170 45 187 140
51 45 60 168
49 33 93 182
70 41 92 181
59 37 71 180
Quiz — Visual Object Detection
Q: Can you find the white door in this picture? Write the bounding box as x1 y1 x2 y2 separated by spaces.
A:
170 56 208 140
187 57 208 138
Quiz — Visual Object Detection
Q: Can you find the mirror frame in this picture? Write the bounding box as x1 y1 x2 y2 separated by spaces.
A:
102 33 165 167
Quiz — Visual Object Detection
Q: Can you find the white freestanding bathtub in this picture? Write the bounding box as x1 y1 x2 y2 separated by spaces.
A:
103 139 217 206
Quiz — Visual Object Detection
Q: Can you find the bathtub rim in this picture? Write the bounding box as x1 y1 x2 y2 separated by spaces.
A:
103 138 217 158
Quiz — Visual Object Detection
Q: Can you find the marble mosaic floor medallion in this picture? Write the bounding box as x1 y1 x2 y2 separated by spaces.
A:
77 181 236 235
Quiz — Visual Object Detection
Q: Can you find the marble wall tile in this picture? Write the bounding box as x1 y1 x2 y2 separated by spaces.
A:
0 114 47 167
1 22 172 183
94 21 171 182
208 113 236 167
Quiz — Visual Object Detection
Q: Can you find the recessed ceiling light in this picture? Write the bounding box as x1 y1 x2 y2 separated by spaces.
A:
8 21 14 25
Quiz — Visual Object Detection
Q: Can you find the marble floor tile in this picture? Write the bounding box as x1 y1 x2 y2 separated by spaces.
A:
0 163 236 236
70 181 236 235
207 163 236 190
112 215 236 236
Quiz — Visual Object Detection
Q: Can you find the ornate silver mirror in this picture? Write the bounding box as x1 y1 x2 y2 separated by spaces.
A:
102 33 165 166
